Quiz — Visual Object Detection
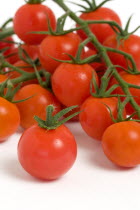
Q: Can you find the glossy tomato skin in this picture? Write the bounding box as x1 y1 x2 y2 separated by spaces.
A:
18 124 77 180
0 36 14 56
14 84 61 129
52 63 99 107
109 72 140 115
0 97 20 142
103 34 140 70
77 7 121 49
79 96 126 141
13 4 56 45
39 33 83 74
102 121 140 167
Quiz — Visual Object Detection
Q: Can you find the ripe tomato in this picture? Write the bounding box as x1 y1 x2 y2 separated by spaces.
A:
14 84 61 129
13 4 56 45
39 33 83 74
109 72 140 115
102 121 140 167
6 47 19 64
52 63 99 107
79 96 126 141
8 60 41 87
77 7 121 49
103 34 140 71
0 97 20 142
18 124 77 180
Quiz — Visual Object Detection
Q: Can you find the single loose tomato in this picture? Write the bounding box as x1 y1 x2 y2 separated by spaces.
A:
77 7 121 49
52 63 99 107
39 33 83 73
103 34 140 71
13 4 56 45
109 72 140 115
79 96 126 141
18 124 77 180
102 121 140 167
0 97 20 142
14 84 61 129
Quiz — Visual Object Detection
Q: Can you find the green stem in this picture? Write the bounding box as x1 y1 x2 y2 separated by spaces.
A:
0 27 14 40
54 0 140 119
25 0 45 4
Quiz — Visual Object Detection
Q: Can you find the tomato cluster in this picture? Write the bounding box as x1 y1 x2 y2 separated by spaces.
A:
1 0 140 181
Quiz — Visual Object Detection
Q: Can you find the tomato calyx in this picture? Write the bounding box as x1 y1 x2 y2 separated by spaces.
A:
70 0 112 13
25 0 45 4
34 105 81 130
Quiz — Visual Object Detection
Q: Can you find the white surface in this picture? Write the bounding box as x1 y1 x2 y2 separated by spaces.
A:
1 0 140 210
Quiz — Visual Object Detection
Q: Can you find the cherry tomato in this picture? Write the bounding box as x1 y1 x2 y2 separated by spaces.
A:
79 96 126 141
18 124 77 180
77 7 121 49
0 97 20 142
103 34 140 71
6 47 19 64
8 60 41 87
52 63 99 107
14 84 61 129
13 4 56 45
39 33 83 74
102 121 140 167
109 72 140 115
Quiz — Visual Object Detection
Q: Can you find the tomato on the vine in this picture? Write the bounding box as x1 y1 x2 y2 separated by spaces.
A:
103 34 140 71
0 97 20 142
13 4 56 45
109 72 140 115
39 33 83 74
77 7 121 49
102 121 140 167
8 60 41 87
52 63 99 107
79 96 126 141
18 123 77 180
14 84 61 129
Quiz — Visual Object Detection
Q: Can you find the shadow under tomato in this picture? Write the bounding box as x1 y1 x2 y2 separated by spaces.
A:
3 158 61 183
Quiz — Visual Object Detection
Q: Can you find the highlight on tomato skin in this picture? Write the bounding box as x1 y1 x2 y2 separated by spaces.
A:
13 3 56 45
102 121 140 168
0 97 20 142
18 123 77 180
52 63 99 107
14 84 62 129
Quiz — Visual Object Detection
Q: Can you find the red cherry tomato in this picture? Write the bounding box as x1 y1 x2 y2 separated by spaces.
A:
0 97 20 142
79 96 126 141
14 84 61 129
77 7 121 49
102 121 140 167
109 72 140 115
39 33 83 74
103 34 140 71
52 63 99 107
18 124 77 180
0 74 7 83
13 4 56 45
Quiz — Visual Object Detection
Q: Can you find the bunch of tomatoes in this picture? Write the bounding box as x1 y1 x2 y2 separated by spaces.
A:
1 0 140 180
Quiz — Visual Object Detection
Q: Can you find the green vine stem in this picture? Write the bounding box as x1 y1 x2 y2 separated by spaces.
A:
53 0 140 118
25 0 45 4
0 27 14 40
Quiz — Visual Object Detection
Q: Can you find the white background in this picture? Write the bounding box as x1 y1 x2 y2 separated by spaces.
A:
1 0 140 210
